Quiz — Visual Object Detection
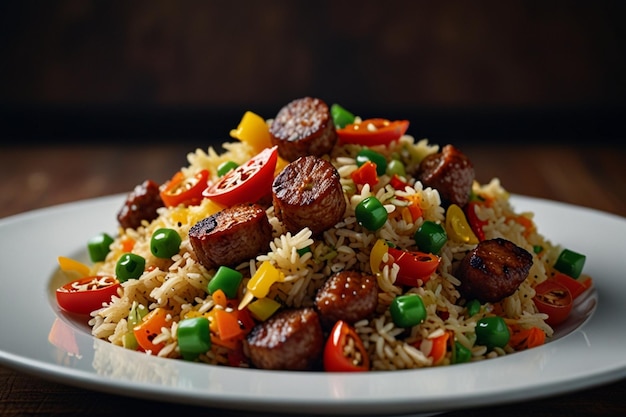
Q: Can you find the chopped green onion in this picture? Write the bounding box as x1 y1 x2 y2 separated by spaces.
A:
87 232 114 263
389 294 426 328
355 196 388 231
217 160 239 177
466 299 481 317
330 103 355 129
554 248 586 278
356 149 387 176
452 341 472 364
177 317 211 361
123 301 148 350
414 221 447 254
296 246 311 256
208 266 243 299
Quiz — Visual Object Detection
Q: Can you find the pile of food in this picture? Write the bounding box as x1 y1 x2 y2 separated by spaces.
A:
55 97 593 371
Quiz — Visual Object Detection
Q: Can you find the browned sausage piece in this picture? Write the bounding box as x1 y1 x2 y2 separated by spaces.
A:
272 155 346 236
245 307 324 370
315 270 378 329
117 180 164 230
188 203 272 270
269 97 337 162
456 238 533 303
416 144 475 207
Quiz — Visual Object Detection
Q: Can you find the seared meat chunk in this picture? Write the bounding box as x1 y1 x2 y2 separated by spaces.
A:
272 155 346 235
416 144 475 207
315 270 378 328
117 180 164 230
456 238 533 303
269 97 337 162
245 307 324 370
189 203 272 270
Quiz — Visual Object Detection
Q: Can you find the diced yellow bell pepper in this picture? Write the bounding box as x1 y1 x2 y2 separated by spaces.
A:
247 297 281 321
169 198 224 226
445 204 479 245
57 256 91 279
370 239 390 275
238 261 284 310
230 111 272 152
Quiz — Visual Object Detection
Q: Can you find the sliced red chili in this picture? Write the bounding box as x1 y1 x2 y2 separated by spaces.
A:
388 247 440 287
389 174 410 190
323 320 369 372
464 201 487 241
203 146 278 207
337 118 410 146
160 169 209 208
56 275 121 315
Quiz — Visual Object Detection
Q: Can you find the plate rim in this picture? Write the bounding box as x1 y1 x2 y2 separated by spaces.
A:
0 193 625 415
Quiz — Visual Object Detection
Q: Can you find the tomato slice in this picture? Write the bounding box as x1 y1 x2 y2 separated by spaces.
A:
160 169 209 208
533 279 573 327
323 320 369 372
229 111 273 153
337 118 410 146
56 275 120 315
388 247 440 287
203 146 278 207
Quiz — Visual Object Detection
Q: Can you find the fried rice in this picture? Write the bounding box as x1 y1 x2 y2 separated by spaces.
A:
80 106 579 371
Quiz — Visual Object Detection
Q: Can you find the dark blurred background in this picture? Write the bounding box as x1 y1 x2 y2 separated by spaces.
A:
1 0 625 144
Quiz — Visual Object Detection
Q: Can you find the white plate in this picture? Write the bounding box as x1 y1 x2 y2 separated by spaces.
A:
0 194 624 416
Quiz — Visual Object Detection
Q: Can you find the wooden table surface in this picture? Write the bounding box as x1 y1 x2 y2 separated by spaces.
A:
1 141 625 416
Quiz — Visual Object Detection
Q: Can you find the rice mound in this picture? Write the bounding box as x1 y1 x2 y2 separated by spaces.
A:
88 129 562 370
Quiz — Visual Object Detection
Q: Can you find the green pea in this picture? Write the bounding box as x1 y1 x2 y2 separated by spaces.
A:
177 317 211 361
389 294 427 328
475 316 510 350
208 266 243 299
554 248 586 278
217 160 239 177
115 253 146 282
150 228 182 259
355 196 388 231
330 103 355 129
414 221 447 254
356 149 387 176
452 341 472 364
87 232 114 262
386 159 406 177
